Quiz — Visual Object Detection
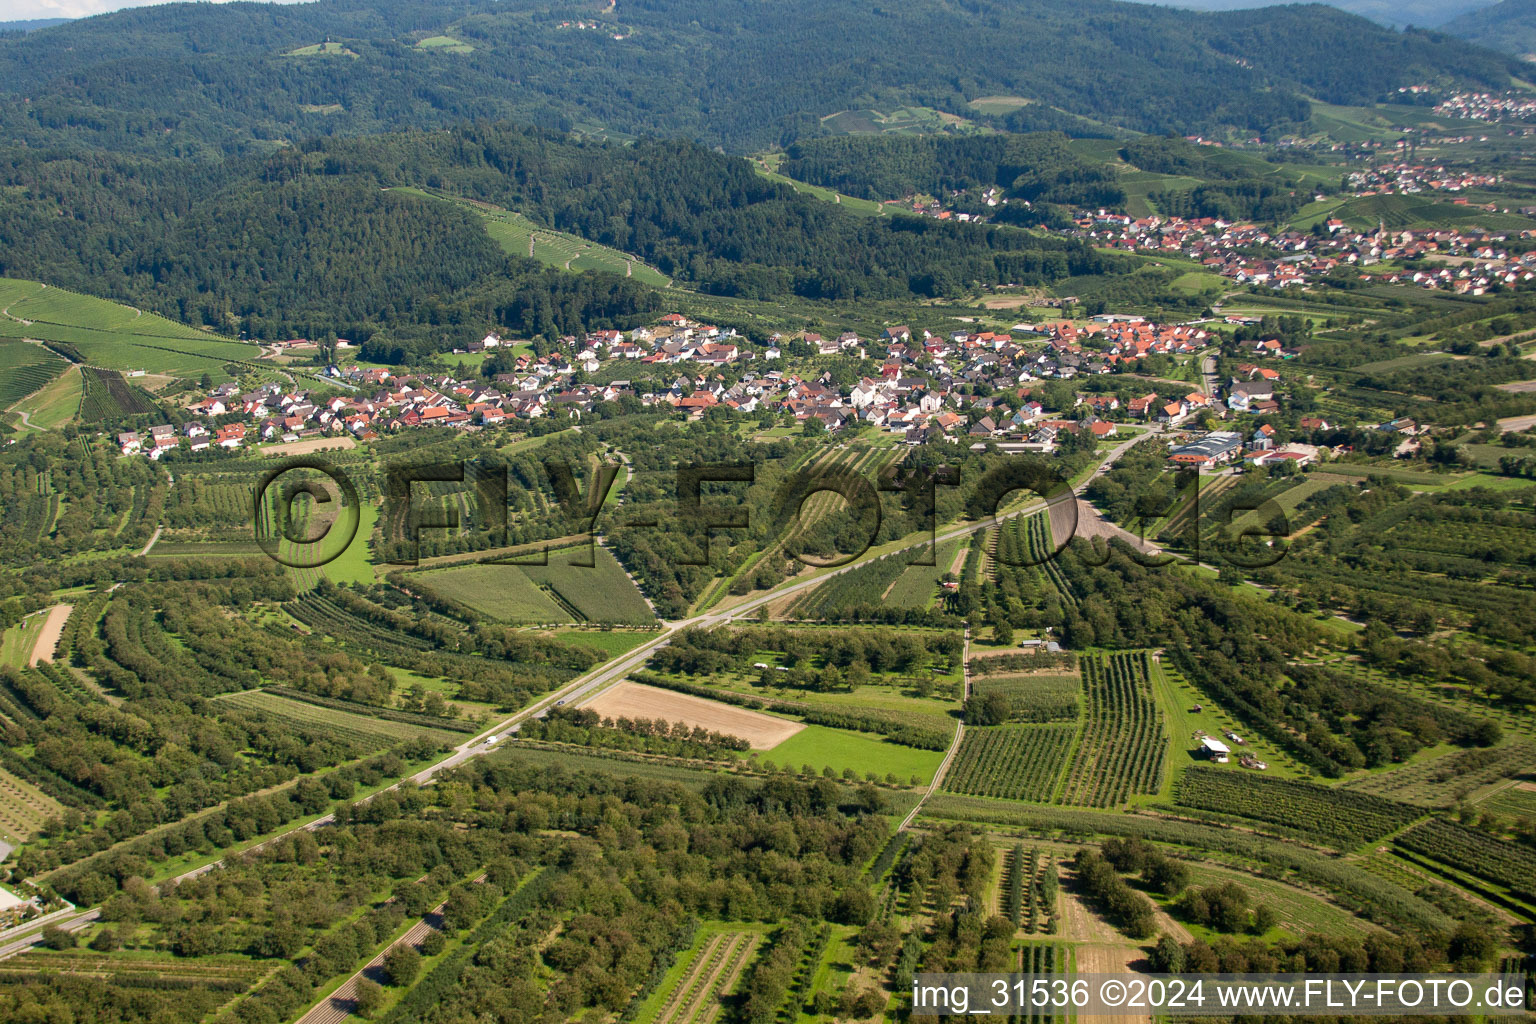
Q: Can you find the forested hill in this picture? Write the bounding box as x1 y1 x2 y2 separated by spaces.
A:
0 0 1518 153
1444 0 1536 57
0 125 1121 355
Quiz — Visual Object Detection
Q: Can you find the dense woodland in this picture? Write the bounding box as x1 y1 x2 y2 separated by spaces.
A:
0 0 1516 155
0 126 1116 352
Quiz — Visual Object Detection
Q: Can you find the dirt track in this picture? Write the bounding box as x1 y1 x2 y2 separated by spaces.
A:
1058 880 1155 1024
28 604 72 667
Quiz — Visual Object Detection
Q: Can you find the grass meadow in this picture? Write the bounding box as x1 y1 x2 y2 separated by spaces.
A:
760 724 944 783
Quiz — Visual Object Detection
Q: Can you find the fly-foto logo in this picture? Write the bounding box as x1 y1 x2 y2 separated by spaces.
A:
251 457 1292 571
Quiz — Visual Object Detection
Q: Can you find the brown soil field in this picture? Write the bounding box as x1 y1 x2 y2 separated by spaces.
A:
29 603 72 667
259 435 357 456
583 681 804 749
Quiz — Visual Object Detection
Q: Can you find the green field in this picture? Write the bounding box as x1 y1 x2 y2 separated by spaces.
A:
0 612 46 668
967 95 1032 116
436 350 490 372
1228 474 1344 533
0 763 65 842
631 922 767 1024
0 278 263 380
762 724 944 783
1305 101 1489 146
0 339 68 409
751 157 890 218
1350 351 1455 374
414 563 573 623
1170 270 1227 295
390 188 671 286
489 743 738 787
78 366 158 422
546 629 654 657
10 364 82 431
1179 860 1367 936
520 545 655 625
819 105 982 136
1480 784 1536 820
323 502 379 585
944 724 1076 802
1151 657 1304 789
1117 170 1203 218
972 673 1081 722
882 537 963 609
1309 462 1459 486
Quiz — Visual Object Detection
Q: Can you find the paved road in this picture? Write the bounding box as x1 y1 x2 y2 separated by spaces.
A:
0 909 99 961
1200 352 1220 398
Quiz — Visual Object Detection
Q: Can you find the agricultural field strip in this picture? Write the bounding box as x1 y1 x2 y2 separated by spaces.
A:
1394 817 1536 903
391 188 671 287
944 724 1076 802
214 690 460 745
294 879 472 1024
0 766 65 841
1174 766 1425 849
1055 652 1165 807
0 341 68 409
971 673 1081 722
651 931 758 1024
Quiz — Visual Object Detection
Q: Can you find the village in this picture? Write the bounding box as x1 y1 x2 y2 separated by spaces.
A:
113 312 1346 478
1432 90 1536 123
1342 161 1503 196
1065 210 1536 294
889 173 1536 296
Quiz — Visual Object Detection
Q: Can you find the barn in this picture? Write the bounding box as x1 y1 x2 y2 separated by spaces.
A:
1200 736 1231 763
